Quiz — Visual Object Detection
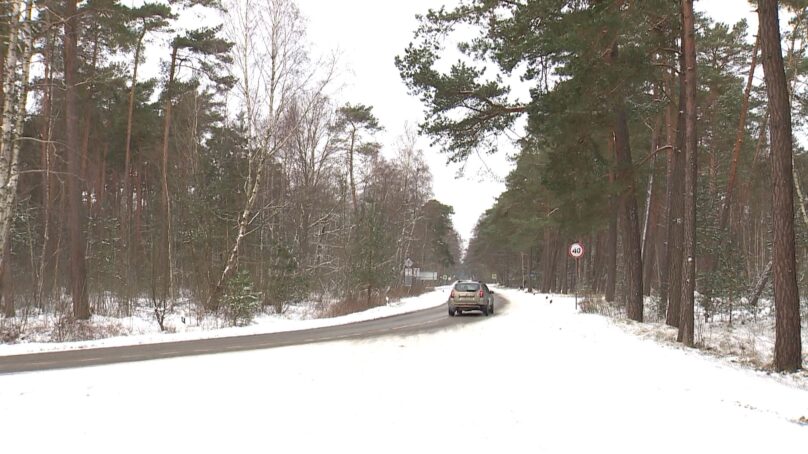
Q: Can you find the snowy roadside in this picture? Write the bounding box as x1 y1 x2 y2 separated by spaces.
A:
0 286 451 356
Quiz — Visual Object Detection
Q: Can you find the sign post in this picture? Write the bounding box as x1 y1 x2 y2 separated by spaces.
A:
568 242 584 310
404 258 414 287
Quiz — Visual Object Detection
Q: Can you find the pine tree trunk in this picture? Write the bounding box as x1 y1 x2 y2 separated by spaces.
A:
542 228 553 293
758 0 802 372
135 167 144 247
678 0 698 346
605 205 618 302
348 128 357 213
160 45 178 305
64 0 89 319
665 29 687 329
80 32 100 192
37 19 55 310
593 231 606 293
123 30 145 248
614 103 644 322
642 110 663 297
607 39 644 321
659 54 677 315
605 135 618 302
719 34 759 232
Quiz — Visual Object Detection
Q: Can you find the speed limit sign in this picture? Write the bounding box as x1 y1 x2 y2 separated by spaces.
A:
569 242 584 259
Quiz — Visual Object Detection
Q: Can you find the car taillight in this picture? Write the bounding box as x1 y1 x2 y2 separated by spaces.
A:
451 290 456 298
478 289 484 298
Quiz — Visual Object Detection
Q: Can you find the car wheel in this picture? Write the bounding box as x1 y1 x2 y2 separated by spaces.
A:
482 306 489 316
448 308 456 317
489 303 494 315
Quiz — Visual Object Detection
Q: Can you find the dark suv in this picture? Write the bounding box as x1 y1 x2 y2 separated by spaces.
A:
448 281 495 316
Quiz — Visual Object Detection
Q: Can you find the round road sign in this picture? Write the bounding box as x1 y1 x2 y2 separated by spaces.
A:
569 242 584 259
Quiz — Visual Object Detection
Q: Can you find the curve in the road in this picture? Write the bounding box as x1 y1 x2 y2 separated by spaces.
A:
0 294 508 374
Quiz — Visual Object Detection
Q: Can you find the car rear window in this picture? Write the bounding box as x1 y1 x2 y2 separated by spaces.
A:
454 282 480 292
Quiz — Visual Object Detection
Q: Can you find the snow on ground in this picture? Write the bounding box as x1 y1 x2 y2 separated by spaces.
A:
579 293 808 373
0 287 451 356
1 288 806 453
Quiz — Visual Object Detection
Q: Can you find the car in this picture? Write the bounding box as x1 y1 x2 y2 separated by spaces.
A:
448 280 495 316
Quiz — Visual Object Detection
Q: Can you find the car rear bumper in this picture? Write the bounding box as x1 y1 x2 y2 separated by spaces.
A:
448 301 488 311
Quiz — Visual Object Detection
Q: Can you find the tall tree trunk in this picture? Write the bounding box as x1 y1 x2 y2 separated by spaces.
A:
0 0 21 270
124 28 146 248
614 102 644 322
135 166 144 248
542 228 553 293
64 0 90 319
0 0 34 316
605 203 618 302
80 31 100 190
608 41 643 321
605 138 618 302
659 50 679 319
592 231 606 293
348 128 357 213
758 0 802 372
160 45 178 305
666 22 687 329
678 0 698 346
718 34 759 231
642 110 663 297
37 16 55 310
1 221 13 317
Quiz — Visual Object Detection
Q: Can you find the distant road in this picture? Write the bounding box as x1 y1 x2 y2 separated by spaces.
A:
0 294 508 374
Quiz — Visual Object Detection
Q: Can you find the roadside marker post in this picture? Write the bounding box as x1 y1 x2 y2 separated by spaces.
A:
569 242 584 310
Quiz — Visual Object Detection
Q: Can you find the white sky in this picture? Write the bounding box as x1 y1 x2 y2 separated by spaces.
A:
2 288 806 453
296 0 512 247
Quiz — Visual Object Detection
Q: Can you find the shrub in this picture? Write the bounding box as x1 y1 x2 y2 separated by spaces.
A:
222 270 261 326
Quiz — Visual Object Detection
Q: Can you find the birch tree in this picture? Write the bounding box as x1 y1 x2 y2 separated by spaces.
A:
0 0 33 317
208 0 335 309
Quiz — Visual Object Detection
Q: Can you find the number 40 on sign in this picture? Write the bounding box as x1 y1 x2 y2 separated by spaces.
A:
569 242 584 259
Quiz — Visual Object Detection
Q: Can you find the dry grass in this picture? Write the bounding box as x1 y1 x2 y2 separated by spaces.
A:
577 294 626 319
0 323 21 343
51 316 130 342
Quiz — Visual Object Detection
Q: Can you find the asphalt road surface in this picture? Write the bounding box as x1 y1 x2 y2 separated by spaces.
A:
0 294 508 374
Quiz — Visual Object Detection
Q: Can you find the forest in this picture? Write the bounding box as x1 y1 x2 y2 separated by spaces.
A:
2 0 807 373
0 0 462 340
397 0 805 371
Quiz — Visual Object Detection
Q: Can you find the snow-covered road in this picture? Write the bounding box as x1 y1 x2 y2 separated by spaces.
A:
1 288 805 453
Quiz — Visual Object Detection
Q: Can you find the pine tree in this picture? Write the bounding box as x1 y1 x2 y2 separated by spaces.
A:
758 0 802 372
